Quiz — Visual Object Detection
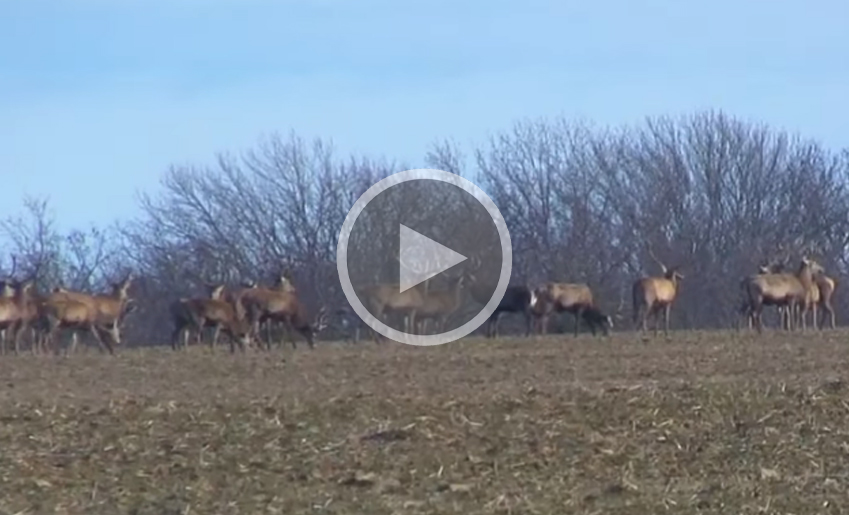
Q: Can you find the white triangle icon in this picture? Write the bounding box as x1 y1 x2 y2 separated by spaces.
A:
398 224 467 293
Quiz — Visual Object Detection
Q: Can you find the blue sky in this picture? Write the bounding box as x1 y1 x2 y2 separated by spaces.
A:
1 0 847 232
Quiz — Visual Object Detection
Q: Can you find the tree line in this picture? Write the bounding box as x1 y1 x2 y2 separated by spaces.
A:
2 110 848 344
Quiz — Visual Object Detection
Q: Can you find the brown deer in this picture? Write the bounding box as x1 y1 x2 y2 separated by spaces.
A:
814 271 837 329
744 256 824 333
531 282 613 337
228 273 297 346
237 279 327 349
20 285 49 354
48 272 135 348
740 262 792 331
413 274 467 334
40 295 121 355
632 246 685 336
169 286 253 352
359 282 425 341
0 279 36 355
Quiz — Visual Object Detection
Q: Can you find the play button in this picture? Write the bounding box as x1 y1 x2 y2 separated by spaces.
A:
337 168 512 346
398 224 467 293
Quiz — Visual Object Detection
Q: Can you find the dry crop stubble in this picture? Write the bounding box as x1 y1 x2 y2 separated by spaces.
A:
1 330 849 514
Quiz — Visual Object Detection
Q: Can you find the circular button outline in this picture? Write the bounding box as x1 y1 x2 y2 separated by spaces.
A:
336 168 513 346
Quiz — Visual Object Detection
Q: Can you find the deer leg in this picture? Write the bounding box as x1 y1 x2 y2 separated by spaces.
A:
489 313 499 338
652 307 659 336
638 305 648 333
13 324 26 355
46 324 62 356
298 325 315 349
827 302 836 329
409 310 418 335
90 324 114 355
211 325 222 349
228 328 243 354
265 319 272 350
69 330 81 354
811 303 819 330
287 322 298 350
785 302 794 331
170 325 183 351
574 310 582 337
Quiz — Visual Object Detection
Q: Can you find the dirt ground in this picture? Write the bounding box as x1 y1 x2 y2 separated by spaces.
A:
1 329 849 514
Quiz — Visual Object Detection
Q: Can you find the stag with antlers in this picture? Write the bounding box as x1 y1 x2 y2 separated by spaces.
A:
632 245 686 336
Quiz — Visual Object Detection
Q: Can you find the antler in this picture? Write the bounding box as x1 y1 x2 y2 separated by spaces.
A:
646 244 667 274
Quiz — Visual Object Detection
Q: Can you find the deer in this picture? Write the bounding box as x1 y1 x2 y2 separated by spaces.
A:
170 285 253 353
237 277 327 350
739 262 793 331
0 279 36 355
530 282 613 337
20 284 50 355
235 273 298 346
743 255 824 333
47 272 135 350
632 246 685 336
358 255 428 342
413 274 467 334
814 271 837 329
39 293 124 355
464 256 535 338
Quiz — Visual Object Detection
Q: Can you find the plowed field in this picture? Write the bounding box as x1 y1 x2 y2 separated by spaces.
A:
1 329 848 514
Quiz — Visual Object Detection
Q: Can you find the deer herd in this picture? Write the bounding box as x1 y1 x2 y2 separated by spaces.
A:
0 242 840 356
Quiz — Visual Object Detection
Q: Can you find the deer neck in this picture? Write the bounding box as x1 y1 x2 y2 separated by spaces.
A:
797 265 814 287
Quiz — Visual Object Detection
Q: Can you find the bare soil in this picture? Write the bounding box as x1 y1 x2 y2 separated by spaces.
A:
2 329 849 514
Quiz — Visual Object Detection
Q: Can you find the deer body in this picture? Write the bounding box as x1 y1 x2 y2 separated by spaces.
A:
360 283 425 341
814 273 836 329
48 274 134 348
531 282 612 337
170 295 252 352
632 271 683 336
744 257 823 333
414 275 466 334
0 281 34 355
238 285 325 349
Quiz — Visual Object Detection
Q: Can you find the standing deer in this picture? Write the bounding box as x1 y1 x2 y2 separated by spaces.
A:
632 247 685 336
359 283 424 341
48 272 135 350
740 262 792 331
238 281 327 349
531 282 613 337
814 271 837 329
40 295 123 355
413 274 467 334
0 279 35 355
465 256 535 338
743 256 824 333
170 285 253 353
